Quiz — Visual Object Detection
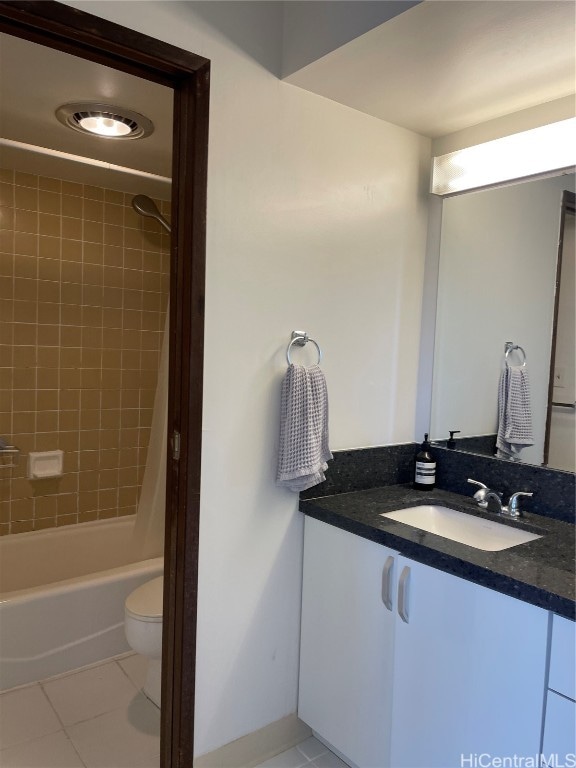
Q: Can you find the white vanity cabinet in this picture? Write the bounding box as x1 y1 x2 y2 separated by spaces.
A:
542 615 576 760
298 516 550 768
389 555 548 767
548 613 576 700
298 518 397 768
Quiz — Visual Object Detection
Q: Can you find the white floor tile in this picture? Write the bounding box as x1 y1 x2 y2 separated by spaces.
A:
43 661 140 726
312 751 351 768
0 731 84 768
66 691 160 768
257 745 310 768
0 685 61 750
296 736 328 761
129 753 161 768
118 654 149 692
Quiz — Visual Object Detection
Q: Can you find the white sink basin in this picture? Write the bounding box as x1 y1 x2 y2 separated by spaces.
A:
380 505 542 551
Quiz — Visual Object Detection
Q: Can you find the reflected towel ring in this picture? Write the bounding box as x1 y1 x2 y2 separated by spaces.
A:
286 332 322 365
505 344 527 366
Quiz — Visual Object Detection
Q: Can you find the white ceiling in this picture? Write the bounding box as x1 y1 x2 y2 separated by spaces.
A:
0 32 173 196
286 0 576 138
0 0 574 192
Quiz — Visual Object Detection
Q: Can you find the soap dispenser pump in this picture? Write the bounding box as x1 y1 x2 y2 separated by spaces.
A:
414 434 436 491
446 430 461 449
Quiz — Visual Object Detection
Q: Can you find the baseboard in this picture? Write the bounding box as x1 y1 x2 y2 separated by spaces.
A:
194 713 312 768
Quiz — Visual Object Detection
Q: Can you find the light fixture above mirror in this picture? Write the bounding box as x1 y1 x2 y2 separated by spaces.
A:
431 118 576 196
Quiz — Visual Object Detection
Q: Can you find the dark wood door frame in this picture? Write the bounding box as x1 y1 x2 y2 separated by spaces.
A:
0 4 209 766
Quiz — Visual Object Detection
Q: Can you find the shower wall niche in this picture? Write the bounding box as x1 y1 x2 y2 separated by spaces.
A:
0 168 170 535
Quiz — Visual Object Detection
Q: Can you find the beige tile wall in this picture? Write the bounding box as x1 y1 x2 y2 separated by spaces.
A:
0 169 170 535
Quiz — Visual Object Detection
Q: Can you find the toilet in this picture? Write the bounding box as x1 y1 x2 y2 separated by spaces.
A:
124 576 163 708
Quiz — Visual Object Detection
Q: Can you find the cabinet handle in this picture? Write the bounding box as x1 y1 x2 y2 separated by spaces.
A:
381 556 394 610
398 565 410 623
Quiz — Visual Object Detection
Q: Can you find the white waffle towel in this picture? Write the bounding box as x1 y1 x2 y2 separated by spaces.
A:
496 364 534 460
276 364 332 492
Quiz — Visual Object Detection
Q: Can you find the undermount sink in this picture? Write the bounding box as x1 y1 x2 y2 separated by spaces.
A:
380 505 542 552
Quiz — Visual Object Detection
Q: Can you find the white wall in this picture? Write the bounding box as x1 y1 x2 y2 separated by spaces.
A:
430 174 575 465
60 1 430 756
548 409 576 472
431 96 575 156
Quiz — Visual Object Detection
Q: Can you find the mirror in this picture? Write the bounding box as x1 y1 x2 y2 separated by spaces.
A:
430 171 575 469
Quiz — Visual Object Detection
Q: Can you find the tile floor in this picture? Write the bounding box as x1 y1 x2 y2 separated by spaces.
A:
257 737 348 768
0 655 159 768
0 655 347 768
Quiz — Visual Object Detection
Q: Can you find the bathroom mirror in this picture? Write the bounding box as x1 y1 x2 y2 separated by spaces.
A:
430 170 576 469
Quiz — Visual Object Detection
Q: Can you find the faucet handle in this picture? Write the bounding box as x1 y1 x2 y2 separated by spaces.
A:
467 478 489 508
508 491 533 516
467 478 488 489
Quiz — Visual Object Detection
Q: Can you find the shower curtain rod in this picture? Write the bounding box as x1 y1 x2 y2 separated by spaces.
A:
0 137 172 185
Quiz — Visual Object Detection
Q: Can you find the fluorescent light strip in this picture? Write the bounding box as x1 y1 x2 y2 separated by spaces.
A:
0 137 171 184
431 118 576 196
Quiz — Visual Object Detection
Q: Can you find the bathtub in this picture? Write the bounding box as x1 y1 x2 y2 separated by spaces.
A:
0 516 163 691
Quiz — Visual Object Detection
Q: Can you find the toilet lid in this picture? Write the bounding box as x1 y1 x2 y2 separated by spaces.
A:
125 576 163 621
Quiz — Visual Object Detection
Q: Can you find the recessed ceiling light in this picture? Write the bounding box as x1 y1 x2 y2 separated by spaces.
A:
56 102 154 140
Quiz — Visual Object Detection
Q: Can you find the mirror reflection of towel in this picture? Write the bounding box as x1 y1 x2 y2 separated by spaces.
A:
496 364 534 460
277 364 332 492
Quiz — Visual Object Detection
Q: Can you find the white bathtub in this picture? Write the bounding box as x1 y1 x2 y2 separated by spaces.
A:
0 516 163 691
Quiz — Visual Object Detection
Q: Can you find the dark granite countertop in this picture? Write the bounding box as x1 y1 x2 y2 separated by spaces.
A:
300 484 576 620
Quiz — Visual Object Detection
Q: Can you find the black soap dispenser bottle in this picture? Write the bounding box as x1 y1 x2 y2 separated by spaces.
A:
414 434 436 490
446 430 461 449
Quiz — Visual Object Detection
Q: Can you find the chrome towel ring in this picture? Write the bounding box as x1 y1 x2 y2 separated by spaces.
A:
286 330 322 365
504 342 526 366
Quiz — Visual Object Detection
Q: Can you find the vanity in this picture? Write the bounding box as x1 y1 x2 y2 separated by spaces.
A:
295 103 576 768
298 482 575 768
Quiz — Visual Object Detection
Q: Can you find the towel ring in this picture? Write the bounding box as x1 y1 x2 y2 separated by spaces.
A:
286 332 322 365
505 343 526 366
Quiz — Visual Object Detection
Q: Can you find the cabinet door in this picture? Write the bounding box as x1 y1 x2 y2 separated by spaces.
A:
390 556 549 768
298 517 398 768
543 691 576 760
549 614 576 700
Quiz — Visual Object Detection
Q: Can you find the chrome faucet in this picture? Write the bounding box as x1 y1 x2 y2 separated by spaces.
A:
507 492 534 518
484 491 505 515
467 479 490 507
467 479 533 519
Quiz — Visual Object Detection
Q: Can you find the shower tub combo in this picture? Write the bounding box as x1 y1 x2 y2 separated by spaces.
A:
0 516 163 691
0 193 169 692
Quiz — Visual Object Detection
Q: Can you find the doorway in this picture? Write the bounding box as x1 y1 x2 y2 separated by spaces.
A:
544 190 576 470
0 3 209 766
